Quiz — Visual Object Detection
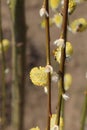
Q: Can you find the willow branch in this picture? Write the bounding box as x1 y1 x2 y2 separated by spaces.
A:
45 0 52 130
60 0 69 94
56 0 69 127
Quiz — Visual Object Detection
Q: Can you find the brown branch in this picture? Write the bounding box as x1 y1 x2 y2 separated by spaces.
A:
56 0 69 127
60 0 69 94
45 0 52 130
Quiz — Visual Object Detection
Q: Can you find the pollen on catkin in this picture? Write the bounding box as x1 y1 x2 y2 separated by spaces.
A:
52 13 63 28
70 18 87 33
53 47 61 63
68 0 77 14
66 42 73 58
64 73 72 90
30 66 48 87
40 18 53 28
53 42 73 63
50 114 57 128
50 0 61 11
58 73 72 90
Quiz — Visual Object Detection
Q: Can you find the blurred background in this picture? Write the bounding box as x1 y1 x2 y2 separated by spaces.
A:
0 0 87 130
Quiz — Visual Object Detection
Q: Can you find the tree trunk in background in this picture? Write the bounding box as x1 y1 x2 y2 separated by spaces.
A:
0 0 6 129
11 0 26 130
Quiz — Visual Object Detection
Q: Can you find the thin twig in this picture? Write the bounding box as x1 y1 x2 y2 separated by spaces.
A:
60 0 69 94
56 0 69 127
45 0 52 130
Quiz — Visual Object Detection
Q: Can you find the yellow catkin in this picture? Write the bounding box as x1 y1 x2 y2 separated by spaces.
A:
68 0 77 14
64 73 72 90
30 66 48 87
66 42 73 57
53 42 73 63
53 47 61 63
50 0 61 10
53 13 63 28
58 73 72 90
41 18 53 28
70 18 87 33
50 114 57 128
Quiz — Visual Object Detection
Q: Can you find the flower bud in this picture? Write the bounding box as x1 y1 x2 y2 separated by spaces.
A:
54 38 65 48
39 7 49 17
62 94 69 101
